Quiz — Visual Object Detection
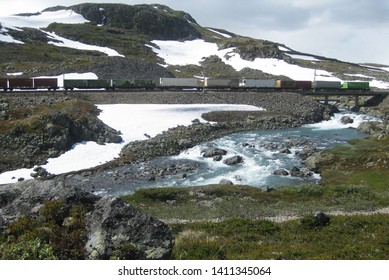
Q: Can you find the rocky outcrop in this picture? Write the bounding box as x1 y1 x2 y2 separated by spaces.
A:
0 179 174 259
0 98 122 173
69 3 201 40
358 121 389 136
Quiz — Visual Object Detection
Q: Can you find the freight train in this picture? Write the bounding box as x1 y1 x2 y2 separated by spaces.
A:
0 77 371 92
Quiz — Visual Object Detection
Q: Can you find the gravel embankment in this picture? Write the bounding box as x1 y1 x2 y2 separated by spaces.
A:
71 90 335 123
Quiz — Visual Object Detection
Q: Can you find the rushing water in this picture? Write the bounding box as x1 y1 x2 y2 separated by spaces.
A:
103 110 379 196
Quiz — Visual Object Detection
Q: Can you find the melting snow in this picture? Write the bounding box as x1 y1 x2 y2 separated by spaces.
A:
285 53 321 61
43 30 124 57
208 28 232 38
0 26 24 44
0 10 88 29
0 9 124 57
148 39 339 81
278 45 291 52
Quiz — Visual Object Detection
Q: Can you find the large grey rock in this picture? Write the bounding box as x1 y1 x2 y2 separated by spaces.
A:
85 196 173 260
340 116 354 125
223 155 244 165
0 179 174 260
202 148 227 158
358 121 386 135
273 168 289 176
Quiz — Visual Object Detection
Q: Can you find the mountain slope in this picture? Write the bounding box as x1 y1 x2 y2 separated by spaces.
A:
0 3 388 88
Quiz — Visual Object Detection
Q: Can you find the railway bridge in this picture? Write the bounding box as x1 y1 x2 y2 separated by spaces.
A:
301 90 388 111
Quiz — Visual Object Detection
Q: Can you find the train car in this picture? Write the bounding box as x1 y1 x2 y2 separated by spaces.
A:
313 81 342 90
341 81 370 90
113 79 155 89
204 78 239 89
8 78 34 90
276 80 312 90
33 78 58 90
159 78 202 89
240 79 276 88
0 78 7 91
63 79 110 90
314 81 342 89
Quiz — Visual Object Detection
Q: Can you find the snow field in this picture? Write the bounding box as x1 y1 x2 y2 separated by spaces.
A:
0 10 124 57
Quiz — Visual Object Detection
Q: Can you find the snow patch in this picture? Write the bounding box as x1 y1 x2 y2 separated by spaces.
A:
278 45 291 52
43 30 124 57
0 26 24 44
370 80 389 89
285 53 321 61
0 9 124 57
0 10 88 29
208 28 232 38
148 39 340 81
7 72 23 76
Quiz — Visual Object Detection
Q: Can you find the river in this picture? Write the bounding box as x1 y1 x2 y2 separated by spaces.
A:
91 109 380 196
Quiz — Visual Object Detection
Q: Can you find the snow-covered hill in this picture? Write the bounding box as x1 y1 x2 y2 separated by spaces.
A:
0 10 123 56
0 4 388 88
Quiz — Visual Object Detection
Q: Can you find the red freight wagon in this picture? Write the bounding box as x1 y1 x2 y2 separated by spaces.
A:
295 81 312 90
0 78 7 90
33 78 58 90
8 78 34 89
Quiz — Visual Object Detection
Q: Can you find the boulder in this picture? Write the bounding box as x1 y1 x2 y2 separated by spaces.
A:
85 196 173 260
202 148 227 158
0 179 174 260
314 211 331 226
340 116 354 125
304 151 335 172
219 179 234 185
273 168 289 176
280 148 292 154
213 155 223 161
358 121 386 135
223 155 244 165
290 166 313 177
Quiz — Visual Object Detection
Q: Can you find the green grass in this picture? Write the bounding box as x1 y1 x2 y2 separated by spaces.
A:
171 215 389 260
0 100 98 134
123 182 389 223
0 200 88 260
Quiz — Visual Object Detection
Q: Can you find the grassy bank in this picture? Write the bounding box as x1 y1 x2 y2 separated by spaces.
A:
122 135 389 259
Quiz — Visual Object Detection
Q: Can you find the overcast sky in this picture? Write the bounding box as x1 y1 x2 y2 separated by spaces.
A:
1 0 388 65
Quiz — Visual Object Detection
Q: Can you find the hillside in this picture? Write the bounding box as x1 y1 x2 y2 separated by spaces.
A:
0 2 388 87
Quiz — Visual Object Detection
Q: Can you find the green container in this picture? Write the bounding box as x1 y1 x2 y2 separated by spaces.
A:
342 82 370 89
86 79 110 88
64 79 110 89
64 79 88 89
113 79 155 88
